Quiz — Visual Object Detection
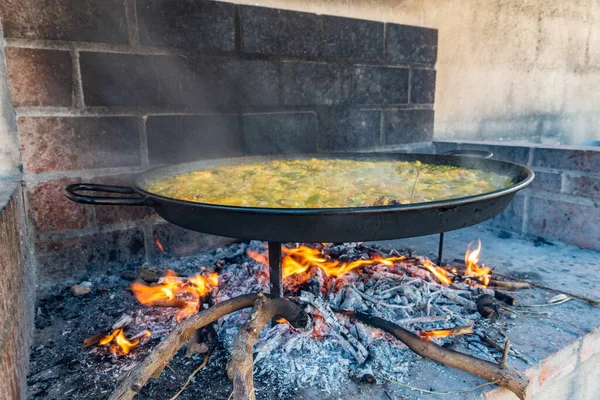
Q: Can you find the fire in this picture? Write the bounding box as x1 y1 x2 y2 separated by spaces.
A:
99 328 151 355
419 328 455 339
131 269 219 322
422 259 452 285
247 245 454 288
154 237 165 253
418 326 474 340
464 240 491 286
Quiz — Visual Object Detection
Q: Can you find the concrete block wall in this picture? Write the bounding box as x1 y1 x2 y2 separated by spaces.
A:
434 140 600 251
0 0 438 288
0 184 31 400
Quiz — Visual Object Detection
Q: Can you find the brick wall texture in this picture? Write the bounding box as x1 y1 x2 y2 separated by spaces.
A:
0 0 438 287
434 140 600 251
0 188 30 400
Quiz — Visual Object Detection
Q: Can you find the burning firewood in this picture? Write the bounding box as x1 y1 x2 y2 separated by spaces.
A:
109 293 309 400
341 310 529 400
81 313 134 350
488 278 532 290
228 294 310 400
419 325 474 339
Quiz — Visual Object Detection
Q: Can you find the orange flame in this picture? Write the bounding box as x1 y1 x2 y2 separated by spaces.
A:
248 245 452 287
464 240 491 287
154 237 165 253
419 328 455 339
249 246 408 281
99 328 151 355
422 259 452 285
131 270 219 322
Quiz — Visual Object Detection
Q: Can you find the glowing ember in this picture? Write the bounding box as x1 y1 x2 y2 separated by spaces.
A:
99 328 151 355
421 258 452 285
131 269 218 322
464 240 491 286
154 237 165 253
419 326 474 340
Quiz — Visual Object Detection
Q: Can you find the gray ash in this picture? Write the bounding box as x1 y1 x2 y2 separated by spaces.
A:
28 241 508 399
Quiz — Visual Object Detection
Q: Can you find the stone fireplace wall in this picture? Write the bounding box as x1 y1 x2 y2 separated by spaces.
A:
0 184 30 400
434 140 600 251
0 0 438 289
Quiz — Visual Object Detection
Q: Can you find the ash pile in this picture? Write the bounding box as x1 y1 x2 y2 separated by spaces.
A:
29 241 526 399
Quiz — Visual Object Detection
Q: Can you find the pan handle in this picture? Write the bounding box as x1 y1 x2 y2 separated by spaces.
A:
64 184 154 206
441 149 493 159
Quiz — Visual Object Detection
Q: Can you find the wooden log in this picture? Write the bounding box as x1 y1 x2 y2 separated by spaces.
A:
109 294 260 400
419 325 474 339
341 310 529 400
185 324 218 358
149 299 189 308
489 279 531 290
82 331 108 350
494 291 517 306
109 293 308 400
228 294 309 400
491 272 600 306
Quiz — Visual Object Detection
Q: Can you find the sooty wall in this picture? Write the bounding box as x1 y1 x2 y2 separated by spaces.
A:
0 0 437 289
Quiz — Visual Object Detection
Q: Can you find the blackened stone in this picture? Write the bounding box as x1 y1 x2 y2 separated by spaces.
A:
137 0 235 51
384 109 434 144
240 5 318 56
5 48 72 107
18 117 141 173
237 60 280 106
151 223 234 258
353 66 409 105
411 68 436 104
146 115 244 164
322 16 384 60
386 24 438 64
0 0 128 43
36 229 146 285
282 62 351 106
318 108 381 151
80 53 193 107
243 113 317 155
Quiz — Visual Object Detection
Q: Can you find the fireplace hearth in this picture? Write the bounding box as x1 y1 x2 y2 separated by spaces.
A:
27 226 600 400
1 1 600 399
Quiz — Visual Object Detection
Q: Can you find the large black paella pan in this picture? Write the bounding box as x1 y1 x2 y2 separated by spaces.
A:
65 152 534 243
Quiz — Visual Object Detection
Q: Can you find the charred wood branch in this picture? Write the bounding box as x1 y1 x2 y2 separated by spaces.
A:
82 314 133 350
498 340 511 368
185 324 218 358
342 310 529 400
148 299 190 308
82 331 108 350
489 279 531 290
109 293 261 400
494 291 517 306
228 294 310 400
476 294 499 320
420 325 474 339
491 272 600 306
